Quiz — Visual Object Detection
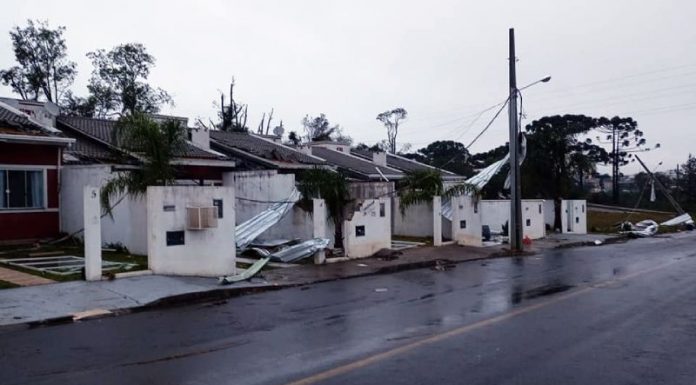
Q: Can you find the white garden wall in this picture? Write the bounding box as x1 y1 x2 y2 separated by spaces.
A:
147 186 236 277
60 165 148 255
343 197 392 259
480 199 546 239
543 199 587 234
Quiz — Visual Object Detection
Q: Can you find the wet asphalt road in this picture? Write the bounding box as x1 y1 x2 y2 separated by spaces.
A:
2 233 696 385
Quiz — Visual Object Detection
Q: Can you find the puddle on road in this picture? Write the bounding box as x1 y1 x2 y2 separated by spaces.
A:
510 283 574 304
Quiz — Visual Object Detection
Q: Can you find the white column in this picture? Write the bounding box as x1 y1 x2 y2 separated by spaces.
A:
433 196 442 246
313 198 327 264
83 186 102 281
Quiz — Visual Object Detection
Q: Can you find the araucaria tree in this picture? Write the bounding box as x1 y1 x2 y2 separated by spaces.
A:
524 115 608 230
594 116 657 203
86 43 172 117
376 108 407 154
0 19 76 103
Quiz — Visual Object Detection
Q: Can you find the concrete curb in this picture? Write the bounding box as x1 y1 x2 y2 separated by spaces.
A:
0 237 625 331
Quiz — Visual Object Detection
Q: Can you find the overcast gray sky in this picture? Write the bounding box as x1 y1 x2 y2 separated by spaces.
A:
2 0 695 173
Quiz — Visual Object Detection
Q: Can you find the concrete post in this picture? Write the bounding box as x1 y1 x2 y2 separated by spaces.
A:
313 198 327 264
83 186 102 281
433 196 442 246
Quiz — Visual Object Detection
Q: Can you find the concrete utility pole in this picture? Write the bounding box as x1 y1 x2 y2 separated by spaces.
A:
508 28 523 252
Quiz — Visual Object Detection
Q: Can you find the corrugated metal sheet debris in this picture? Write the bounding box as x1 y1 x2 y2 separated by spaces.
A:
235 189 300 250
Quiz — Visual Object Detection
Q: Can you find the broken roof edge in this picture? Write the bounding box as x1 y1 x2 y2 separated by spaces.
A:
311 147 404 177
249 133 327 163
387 153 459 175
211 139 325 170
0 99 63 135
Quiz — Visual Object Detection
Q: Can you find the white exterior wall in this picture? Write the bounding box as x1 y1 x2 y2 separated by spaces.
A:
565 200 587 234
343 197 391 259
451 195 482 246
393 198 434 237
544 199 587 234
60 165 148 255
147 186 235 277
480 199 546 239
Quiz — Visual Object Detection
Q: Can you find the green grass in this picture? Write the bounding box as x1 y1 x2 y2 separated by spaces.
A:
0 279 19 289
0 239 148 282
588 210 689 234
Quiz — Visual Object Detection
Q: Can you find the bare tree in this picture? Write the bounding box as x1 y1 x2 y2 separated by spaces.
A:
376 108 407 154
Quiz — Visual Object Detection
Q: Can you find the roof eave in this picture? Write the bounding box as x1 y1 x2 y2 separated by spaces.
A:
0 133 75 146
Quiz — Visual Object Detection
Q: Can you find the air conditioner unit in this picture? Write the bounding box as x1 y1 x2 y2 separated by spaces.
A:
187 206 218 230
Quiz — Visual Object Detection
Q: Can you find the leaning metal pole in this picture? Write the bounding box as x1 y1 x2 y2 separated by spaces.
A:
508 28 522 251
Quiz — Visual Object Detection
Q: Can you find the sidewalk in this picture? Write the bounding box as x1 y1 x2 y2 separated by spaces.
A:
0 234 613 328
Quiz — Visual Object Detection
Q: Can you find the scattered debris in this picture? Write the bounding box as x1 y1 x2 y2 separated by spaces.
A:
219 257 270 285
0 256 135 276
390 240 424 251
356 263 368 267
251 238 330 263
374 288 388 293
72 308 112 321
432 259 456 271
593 240 603 245
661 213 695 228
620 220 659 237
235 189 300 250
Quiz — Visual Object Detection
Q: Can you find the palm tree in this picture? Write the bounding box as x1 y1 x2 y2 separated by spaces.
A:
100 113 186 215
398 169 477 214
298 169 351 249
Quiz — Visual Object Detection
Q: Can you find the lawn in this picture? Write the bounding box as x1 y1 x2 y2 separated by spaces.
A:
0 239 148 282
0 279 19 289
588 210 688 234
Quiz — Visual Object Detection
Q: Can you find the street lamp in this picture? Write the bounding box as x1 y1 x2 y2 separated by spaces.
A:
519 76 552 91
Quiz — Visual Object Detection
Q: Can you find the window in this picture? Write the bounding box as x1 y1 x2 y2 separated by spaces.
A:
582 204 585 213
538 204 542 214
526 219 531 227
0 169 44 209
379 203 385 217
460 220 467 229
355 225 365 237
474 202 478 214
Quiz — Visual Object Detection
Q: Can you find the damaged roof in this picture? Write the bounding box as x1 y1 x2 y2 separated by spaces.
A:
57 115 229 164
310 146 404 180
351 148 460 177
210 130 325 169
0 100 72 145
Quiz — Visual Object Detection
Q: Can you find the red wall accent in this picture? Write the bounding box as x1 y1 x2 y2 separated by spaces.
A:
0 212 59 241
1 143 62 240
0 143 59 165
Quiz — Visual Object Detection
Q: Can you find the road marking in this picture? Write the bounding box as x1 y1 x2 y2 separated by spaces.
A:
284 258 683 385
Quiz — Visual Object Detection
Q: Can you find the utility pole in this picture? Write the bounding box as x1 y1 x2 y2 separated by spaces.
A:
508 28 522 252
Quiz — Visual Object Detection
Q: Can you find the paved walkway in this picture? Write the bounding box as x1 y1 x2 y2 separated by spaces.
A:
0 266 53 286
0 233 618 328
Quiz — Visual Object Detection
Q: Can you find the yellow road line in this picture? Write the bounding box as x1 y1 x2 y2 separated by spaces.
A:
284 259 682 385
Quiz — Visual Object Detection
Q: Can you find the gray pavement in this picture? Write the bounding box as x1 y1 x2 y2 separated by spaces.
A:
0 231 694 385
0 233 613 327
